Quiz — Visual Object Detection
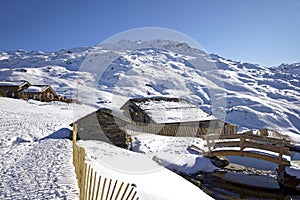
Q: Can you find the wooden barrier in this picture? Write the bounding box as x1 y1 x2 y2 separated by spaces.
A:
72 123 139 200
205 133 291 166
128 121 228 137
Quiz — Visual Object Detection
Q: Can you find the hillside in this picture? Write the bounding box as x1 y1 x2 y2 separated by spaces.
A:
0 40 299 137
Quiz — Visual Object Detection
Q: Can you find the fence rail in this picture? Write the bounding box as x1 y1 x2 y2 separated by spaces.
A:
72 124 139 200
205 133 290 166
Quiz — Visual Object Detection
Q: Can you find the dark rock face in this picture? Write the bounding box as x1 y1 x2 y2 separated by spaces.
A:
210 156 230 168
277 166 300 191
75 108 130 148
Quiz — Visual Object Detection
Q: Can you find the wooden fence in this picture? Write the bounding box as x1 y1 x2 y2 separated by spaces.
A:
126 120 231 137
72 124 140 200
205 133 291 166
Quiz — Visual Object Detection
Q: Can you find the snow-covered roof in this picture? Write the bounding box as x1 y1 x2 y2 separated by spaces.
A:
23 85 49 93
125 97 218 124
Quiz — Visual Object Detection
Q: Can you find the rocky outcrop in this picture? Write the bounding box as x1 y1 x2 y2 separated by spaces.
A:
75 108 131 148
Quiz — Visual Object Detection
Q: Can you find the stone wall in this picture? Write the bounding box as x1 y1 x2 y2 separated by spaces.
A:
75 108 130 148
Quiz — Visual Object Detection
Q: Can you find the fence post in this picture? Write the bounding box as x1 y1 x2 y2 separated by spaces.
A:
106 179 112 200
115 182 124 200
240 134 245 156
91 171 97 200
80 163 87 200
110 180 118 200
73 123 77 144
120 183 130 200
278 141 285 166
85 165 91 199
88 168 94 200
101 178 107 200
95 176 102 200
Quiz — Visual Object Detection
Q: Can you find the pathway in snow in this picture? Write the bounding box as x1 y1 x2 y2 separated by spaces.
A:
0 98 91 199
0 139 79 200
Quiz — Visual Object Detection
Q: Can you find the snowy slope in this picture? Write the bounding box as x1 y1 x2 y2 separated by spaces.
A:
0 97 214 200
0 40 299 137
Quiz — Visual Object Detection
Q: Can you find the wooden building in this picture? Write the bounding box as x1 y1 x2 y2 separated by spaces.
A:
22 85 58 102
121 97 237 137
0 81 31 98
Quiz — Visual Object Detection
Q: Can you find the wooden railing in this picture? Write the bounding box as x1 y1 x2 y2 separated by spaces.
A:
72 124 139 200
205 133 291 166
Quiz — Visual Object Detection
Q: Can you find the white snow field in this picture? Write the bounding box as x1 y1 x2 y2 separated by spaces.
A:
79 138 215 200
0 98 95 199
0 40 299 136
1 39 300 199
0 98 214 199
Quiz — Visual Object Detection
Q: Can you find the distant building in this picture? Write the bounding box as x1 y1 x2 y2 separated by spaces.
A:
22 85 58 102
0 81 31 98
121 97 237 136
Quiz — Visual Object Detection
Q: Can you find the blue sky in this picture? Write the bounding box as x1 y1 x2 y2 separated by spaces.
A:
1 0 299 66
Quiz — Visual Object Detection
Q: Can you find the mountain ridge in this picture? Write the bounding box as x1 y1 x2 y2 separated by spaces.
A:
0 40 299 137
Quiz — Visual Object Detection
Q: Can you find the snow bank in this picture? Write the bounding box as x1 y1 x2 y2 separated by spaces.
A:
79 140 214 200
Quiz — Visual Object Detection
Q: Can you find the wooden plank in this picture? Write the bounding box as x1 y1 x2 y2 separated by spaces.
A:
88 168 94 200
126 186 134 200
131 191 137 200
240 135 245 155
243 133 288 144
114 182 124 200
85 165 91 199
101 178 107 200
244 141 289 155
213 141 240 148
278 142 285 166
109 180 118 200
95 176 101 200
211 141 289 155
210 150 290 165
80 163 87 200
91 171 97 200
106 179 112 200
72 123 77 143
120 183 130 200
216 134 241 140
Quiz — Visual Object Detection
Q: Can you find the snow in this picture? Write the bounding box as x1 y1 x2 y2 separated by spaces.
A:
286 161 300 181
130 133 219 174
0 40 299 137
0 97 214 199
131 98 217 123
1 39 300 198
78 135 215 200
23 85 48 93
0 139 79 199
0 98 95 199
0 81 26 86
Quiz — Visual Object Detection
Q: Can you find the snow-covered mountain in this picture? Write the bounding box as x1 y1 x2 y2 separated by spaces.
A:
0 40 299 137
